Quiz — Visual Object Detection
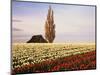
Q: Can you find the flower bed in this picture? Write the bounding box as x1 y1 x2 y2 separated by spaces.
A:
12 43 95 69
12 50 96 74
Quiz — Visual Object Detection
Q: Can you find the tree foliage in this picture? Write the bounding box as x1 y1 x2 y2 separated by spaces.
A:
45 6 55 43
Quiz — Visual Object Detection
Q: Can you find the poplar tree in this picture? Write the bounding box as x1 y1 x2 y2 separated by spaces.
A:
45 6 55 43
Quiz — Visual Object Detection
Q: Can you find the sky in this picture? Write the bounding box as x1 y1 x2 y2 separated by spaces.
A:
12 1 96 43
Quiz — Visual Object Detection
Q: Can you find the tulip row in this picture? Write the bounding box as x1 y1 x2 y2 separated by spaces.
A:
12 50 96 74
12 43 95 69
12 43 95 74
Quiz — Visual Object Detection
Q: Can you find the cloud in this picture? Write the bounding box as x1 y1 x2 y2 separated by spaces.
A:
12 28 23 31
12 19 22 22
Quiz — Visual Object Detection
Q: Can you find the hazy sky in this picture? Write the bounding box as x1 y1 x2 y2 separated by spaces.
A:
12 1 96 43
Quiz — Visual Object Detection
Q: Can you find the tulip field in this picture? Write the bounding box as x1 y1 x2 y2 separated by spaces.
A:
12 43 96 74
